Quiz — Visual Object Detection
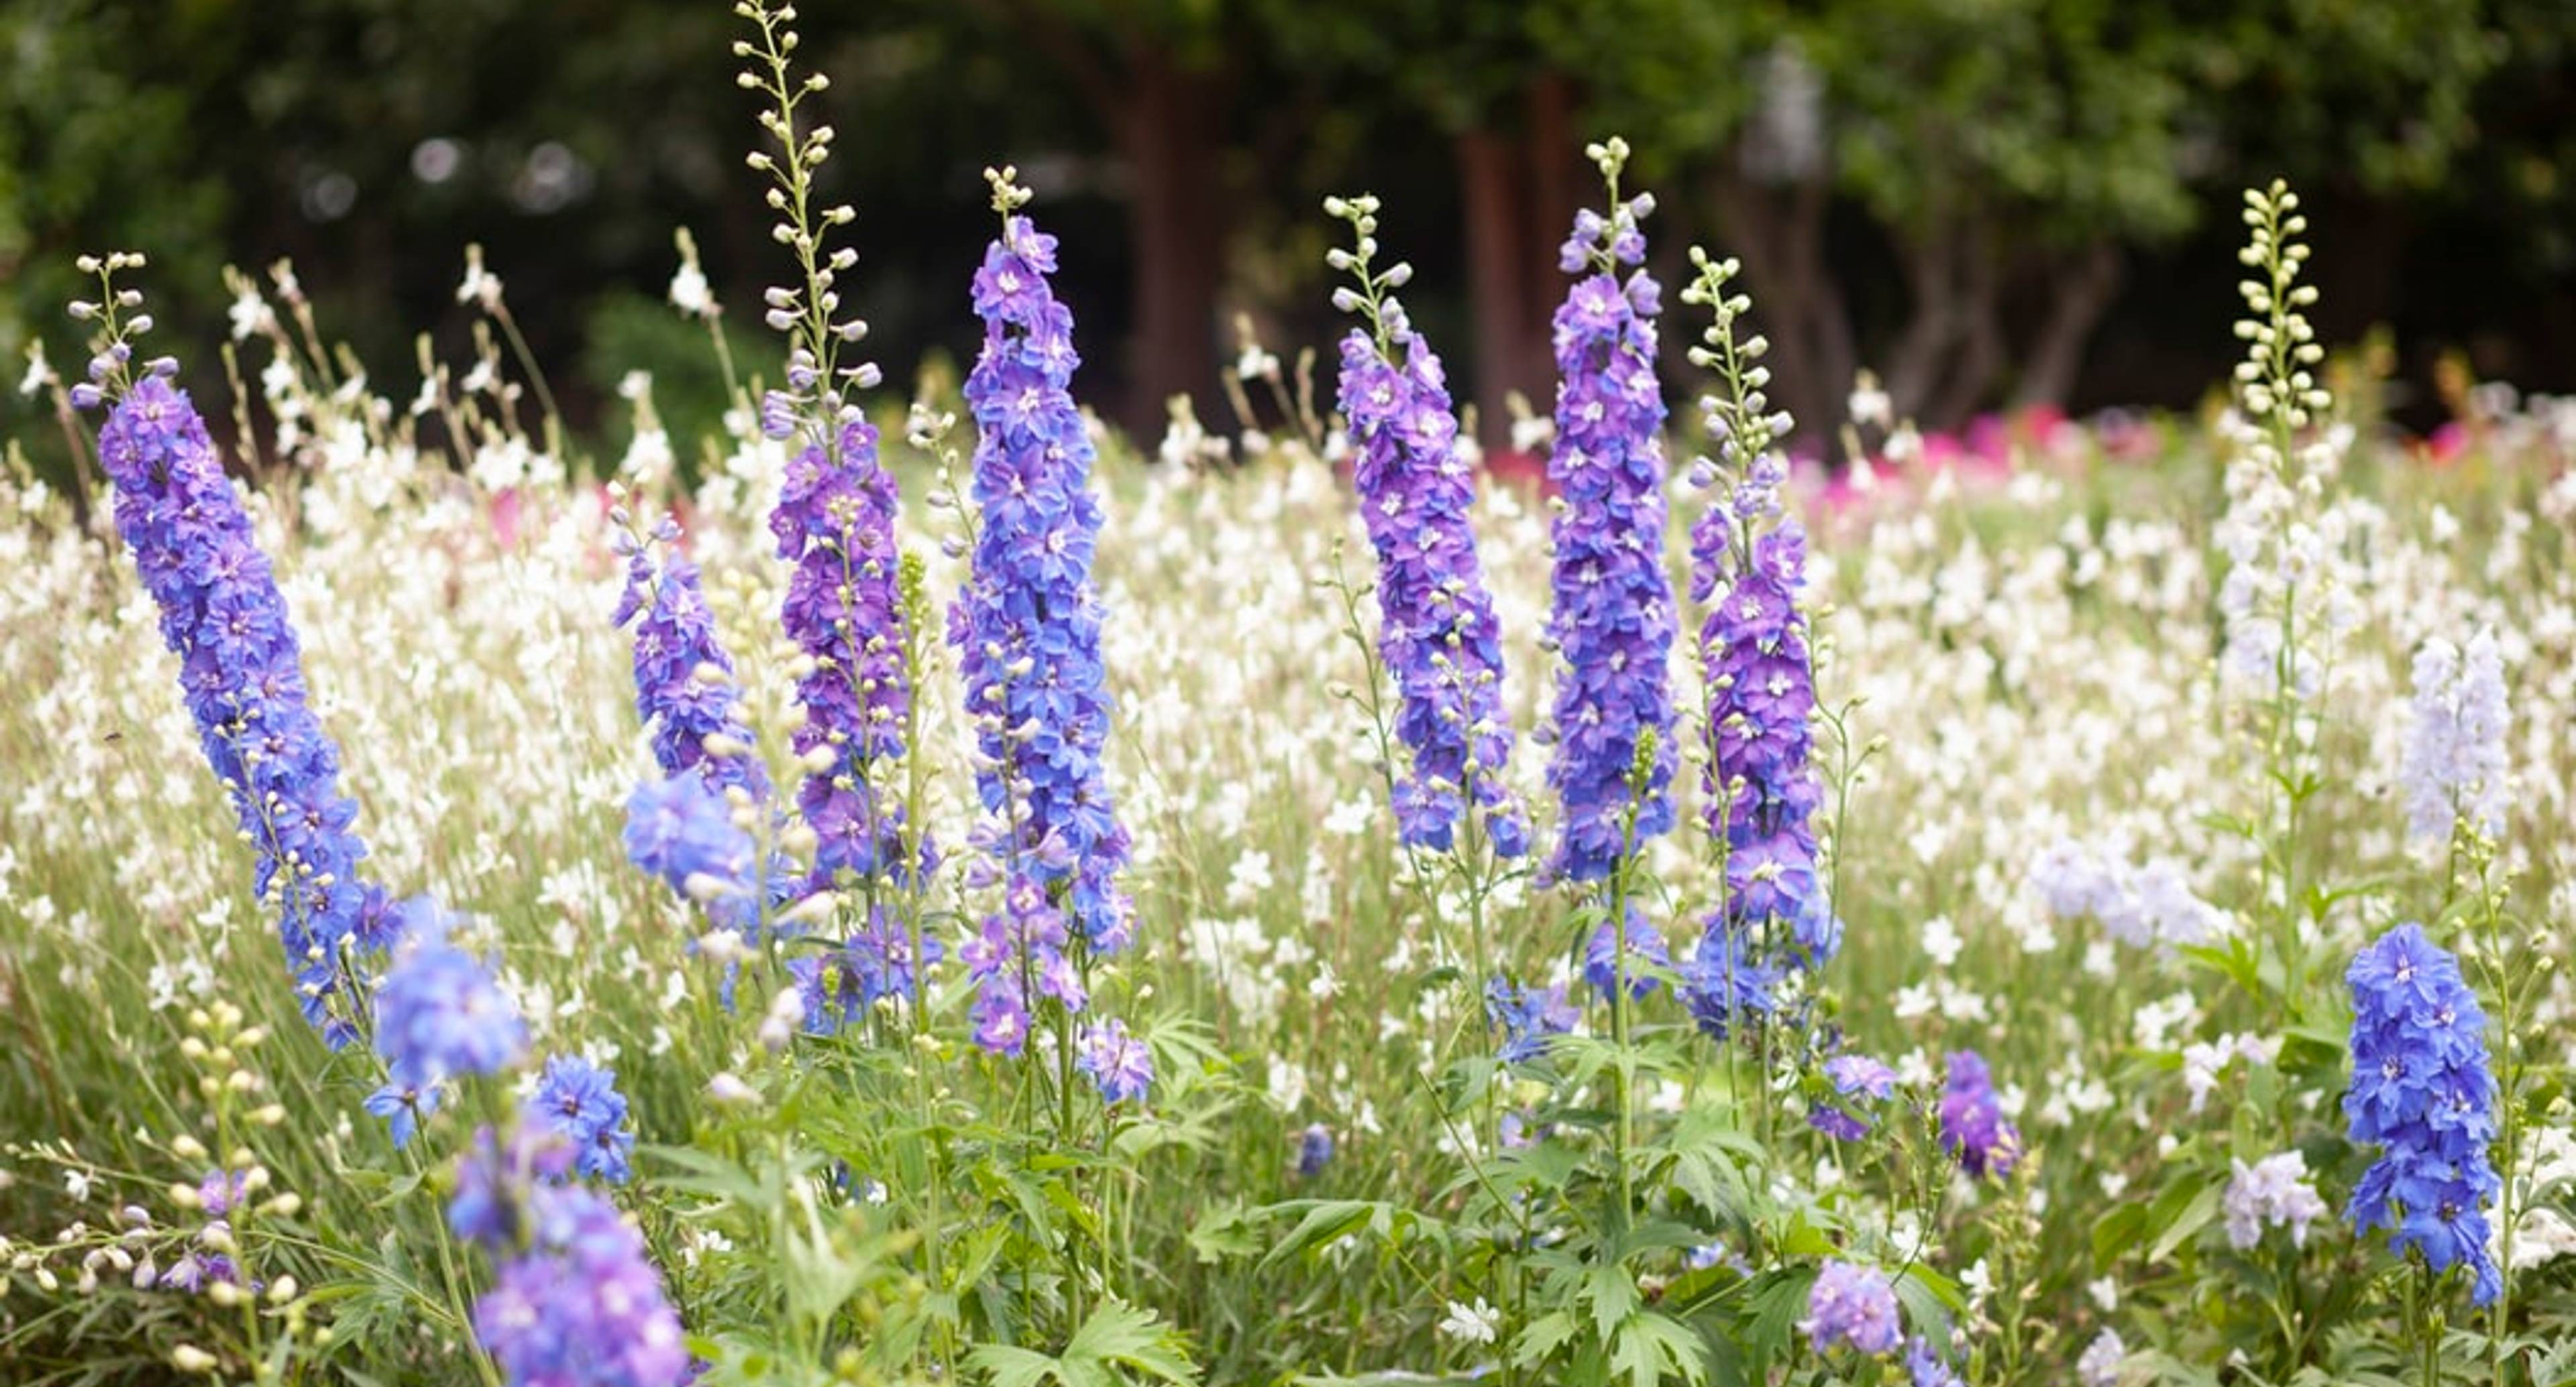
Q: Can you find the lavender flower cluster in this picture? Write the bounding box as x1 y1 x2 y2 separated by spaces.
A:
1334 319 1529 859
97 376 400 1043
2401 630 2509 845
1542 193 1676 884
2345 923 2502 1304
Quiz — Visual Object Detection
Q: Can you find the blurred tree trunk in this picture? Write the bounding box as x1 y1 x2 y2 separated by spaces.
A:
1458 127 1535 447
1707 165 1855 448
2014 241 2123 408
1114 50 1227 439
1455 74 1584 453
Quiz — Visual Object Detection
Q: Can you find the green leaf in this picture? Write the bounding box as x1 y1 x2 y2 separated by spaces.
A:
1513 1309 1578 1368
1063 1299 1199 1387
2149 1180 2222 1263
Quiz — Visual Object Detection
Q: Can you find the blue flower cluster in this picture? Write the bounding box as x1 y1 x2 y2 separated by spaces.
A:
1544 197 1676 885
1680 446 1833 1037
1336 325 1530 860
775 412 918 885
531 1054 636 1185
1937 1050 2020 1179
1077 1018 1155 1105
1811 1052 1898 1142
610 521 771 806
622 775 759 925
451 1130 689 1387
1485 977 1578 1064
1296 1123 1335 1178
2345 923 2502 1305
953 213 1134 947
1802 1259 1902 1356
97 376 398 1044
791 905 941 1036
956 876 1084 1058
1582 905 1671 1001
373 902 525 1110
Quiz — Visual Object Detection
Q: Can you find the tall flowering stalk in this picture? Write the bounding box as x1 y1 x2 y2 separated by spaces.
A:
2345 924 2502 1307
735 0 918 897
80 260 396 1046
1324 194 1530 863
951 169 1140 1102
2400 630 2508 848
1543 140 1676 887
1672 249 1832 1042
2213 180 2347 1000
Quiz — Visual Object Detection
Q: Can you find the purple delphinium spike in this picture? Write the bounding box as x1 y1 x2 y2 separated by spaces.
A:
774 408 918 886
1544 191 1676 885
94 373 396 1044
953 198 1140 1074
610 521 771 807
953 210 1134 950
1334 325 1529 859
1671 252 1834 1042
2345 923 2501 1305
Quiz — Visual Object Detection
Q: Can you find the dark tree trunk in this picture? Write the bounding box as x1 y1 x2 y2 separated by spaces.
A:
1708 165 1854 446
1458 126 1535 448
1114 50 1228 438
2014 240 2124 408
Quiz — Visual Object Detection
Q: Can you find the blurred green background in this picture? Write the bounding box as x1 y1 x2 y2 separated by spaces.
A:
3 0 2571 453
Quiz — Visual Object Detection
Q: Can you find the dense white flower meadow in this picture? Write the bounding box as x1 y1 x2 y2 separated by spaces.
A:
4 13 2576 1387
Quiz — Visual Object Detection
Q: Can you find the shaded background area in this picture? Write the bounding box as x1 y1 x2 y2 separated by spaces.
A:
3 0 2571 457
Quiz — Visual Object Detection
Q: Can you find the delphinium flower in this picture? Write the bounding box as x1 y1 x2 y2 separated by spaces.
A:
955 876 1083 1058
790 905 943 1036
1903 1336 1963 1387
623 775 759 922
2076 1329 2128 1387
1937 1050 2021 1179
1582 906 1670 1000
1296 1124 1335 1178
1671 249 1830 1040
2222 1150 2327 1250
2401 630 2510 846
1679 928 1782 1041
949 172 1140 1085
735 0 938 1047
529 1055 637 1185
77 267 395 1044
608 514 771 806
2345 922 2502 1304
374 902 527 1097
1485 978 1578 1065
1076 1019 1155 1105
954 171 1134 944
451 1131 688 1387
1542 139 1676 891
1801 1259 1902 1355
1324 192 1530 859
2030 839 2224 950
1811 1052 1899 1140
